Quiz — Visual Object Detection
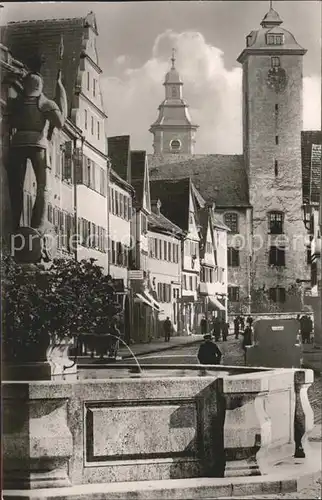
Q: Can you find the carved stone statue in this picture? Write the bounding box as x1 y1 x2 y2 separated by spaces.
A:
7 60 67 262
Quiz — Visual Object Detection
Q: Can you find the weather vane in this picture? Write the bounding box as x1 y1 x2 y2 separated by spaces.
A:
171 48 176 69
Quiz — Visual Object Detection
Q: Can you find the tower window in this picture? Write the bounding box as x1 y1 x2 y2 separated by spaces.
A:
271 57 280 68
275 104 279 113
266 34 284 45
227 247 240 267
171 86 177 98
269 246 285 267
268 212 283 234
275 135 279 145
274 160 278 177
224 212 238 233
170 139 181 152
269 287 286 303
228 286 240 302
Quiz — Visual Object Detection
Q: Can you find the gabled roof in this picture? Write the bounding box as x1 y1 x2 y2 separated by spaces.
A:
198 207 210 259
110 168 134 194
301 131 322 204
108 135 131 183
149 154 250 208
2 14 96 117
150 178 198 232
148 210 183 237
130 150 149 208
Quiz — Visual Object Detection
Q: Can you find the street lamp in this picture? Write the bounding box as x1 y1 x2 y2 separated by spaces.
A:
302 204 312 232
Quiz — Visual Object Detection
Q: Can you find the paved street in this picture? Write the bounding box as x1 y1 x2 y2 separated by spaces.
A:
137 339 322 425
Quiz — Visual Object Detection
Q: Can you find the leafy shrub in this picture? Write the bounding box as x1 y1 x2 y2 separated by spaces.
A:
2 257 120 361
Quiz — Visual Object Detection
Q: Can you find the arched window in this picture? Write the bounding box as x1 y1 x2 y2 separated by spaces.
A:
170 139 181 152
171 86 177 98
268 211 284 234
224 212 238 233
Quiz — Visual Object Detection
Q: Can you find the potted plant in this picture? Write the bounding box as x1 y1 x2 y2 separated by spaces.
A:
2 257 121 380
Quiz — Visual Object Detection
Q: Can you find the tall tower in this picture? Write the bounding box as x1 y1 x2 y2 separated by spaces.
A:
238 5 308 301
150 50 198 155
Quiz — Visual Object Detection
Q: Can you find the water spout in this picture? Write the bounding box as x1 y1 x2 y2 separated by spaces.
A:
63 333 143 375
104 334 143 374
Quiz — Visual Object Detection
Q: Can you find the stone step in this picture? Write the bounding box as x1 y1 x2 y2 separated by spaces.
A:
2 474 299 500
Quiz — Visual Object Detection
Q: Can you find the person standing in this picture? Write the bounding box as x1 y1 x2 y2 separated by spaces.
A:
200 316 208 335
239 315 245 332
246 315 253 328
242 324 252 364
213 316 221 342
222 320 229 341
234 316 240 339
198 334 222 365
164 316 172 342
109 318 121 358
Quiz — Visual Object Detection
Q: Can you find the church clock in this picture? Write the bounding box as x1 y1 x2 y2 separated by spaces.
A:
266 66 288 93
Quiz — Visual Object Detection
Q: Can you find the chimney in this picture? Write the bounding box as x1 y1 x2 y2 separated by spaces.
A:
151 199 162 216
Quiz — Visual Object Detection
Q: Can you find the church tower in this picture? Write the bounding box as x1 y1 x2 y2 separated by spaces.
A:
238 4 308 300
150 50 198 155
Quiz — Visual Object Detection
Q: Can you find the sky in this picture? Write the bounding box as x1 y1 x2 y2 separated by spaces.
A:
2 1 321 154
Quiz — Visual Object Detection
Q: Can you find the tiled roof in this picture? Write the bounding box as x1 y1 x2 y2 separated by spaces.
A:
150 178 191 231
148 210 183 237
108 135 131 183
301 131 322 204
110 168 134 194
148 154 250 208
131 150 147 207
2 16 89 117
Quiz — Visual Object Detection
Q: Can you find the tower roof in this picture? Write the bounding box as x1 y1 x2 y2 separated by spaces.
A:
164 48 182 85
237 4 306 62
260 7 283 28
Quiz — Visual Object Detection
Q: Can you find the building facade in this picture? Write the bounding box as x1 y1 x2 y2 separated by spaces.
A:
149 5 315 315
4 13 110 271
147 199 183 335
199 205 228 322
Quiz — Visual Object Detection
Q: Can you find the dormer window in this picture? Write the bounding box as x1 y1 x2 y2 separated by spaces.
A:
266 33 284 45
170 139 181 152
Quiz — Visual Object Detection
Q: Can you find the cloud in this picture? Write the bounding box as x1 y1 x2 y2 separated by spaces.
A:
102 30 320 154
303 76 321 131
115 55 128 66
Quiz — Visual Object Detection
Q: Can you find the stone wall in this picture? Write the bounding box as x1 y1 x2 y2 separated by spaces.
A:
245 54 308 293
2 366 314 492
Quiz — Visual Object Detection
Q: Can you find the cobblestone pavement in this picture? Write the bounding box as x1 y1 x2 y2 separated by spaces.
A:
220 477 321 499
159 337 322 425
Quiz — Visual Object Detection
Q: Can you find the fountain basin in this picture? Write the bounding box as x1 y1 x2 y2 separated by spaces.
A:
2 365 315 495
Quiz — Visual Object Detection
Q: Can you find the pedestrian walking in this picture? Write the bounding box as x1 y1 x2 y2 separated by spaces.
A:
239 315 245 331
222 321 229 341
197 334 222 365
241 324 252 365
213 316 221 342
234 316 240 339
164 316 172 342
200 316 208 335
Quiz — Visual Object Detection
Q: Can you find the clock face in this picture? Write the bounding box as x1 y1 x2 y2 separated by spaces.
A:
266 67 288 93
